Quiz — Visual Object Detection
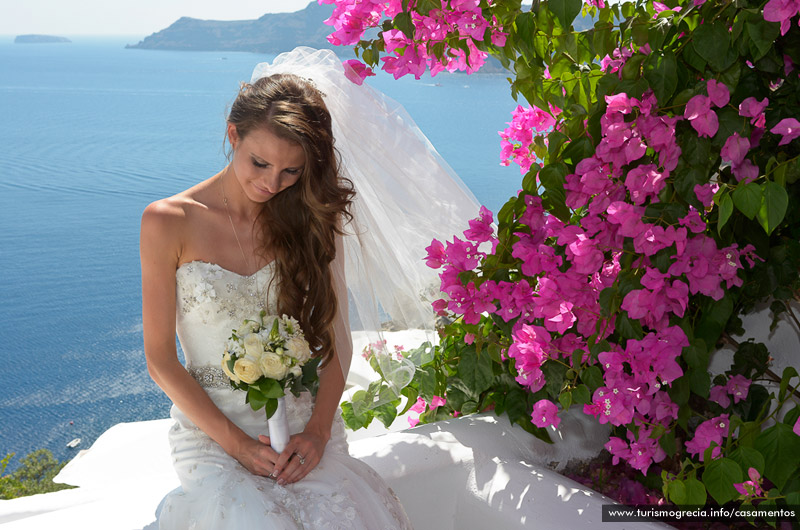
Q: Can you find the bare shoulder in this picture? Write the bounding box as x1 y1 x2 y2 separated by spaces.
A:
140 184 209 266
141 194 190 231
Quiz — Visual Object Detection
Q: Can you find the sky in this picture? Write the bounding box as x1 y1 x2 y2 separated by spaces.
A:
0 0 317 37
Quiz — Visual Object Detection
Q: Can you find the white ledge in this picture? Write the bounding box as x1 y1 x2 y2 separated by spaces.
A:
0 412 668 530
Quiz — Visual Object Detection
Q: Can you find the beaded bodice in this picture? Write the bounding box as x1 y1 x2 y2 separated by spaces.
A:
175 260 276 372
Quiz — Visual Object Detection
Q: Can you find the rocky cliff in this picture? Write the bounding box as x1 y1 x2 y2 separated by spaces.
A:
126 2 333 53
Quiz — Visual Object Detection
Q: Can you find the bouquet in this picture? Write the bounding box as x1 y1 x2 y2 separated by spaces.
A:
222 311 320 451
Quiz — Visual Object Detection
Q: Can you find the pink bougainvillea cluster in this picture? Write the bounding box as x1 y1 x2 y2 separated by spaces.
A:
499 104 557 174
421 76 789 474
319 0 507 79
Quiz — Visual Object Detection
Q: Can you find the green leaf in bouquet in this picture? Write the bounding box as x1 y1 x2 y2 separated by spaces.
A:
269 316 280 340
247 387 268 412
262 397 278 420
257 377 285 399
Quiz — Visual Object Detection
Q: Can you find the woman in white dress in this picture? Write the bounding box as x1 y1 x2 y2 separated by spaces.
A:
140 46 481 529
140 63 412 527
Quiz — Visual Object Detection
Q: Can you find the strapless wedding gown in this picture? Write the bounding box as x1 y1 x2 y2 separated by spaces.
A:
155 260 412 529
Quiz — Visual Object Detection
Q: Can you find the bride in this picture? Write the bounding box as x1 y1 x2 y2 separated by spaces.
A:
140 47 478 529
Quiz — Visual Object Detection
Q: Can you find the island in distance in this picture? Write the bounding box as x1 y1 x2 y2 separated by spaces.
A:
15 34 71 43
126 1 336 54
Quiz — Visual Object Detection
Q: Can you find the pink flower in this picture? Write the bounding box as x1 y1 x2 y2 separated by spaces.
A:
685 414 730 461
710 385 731 408
721 133 750 167
734 468 765 497
679 208 707 234
342 59 375 85
684 95 718 138
694 182 719 208
409 397 427 413
707 80 730 108
725 375 751 403
739 97 769 126
764 0 800 35
464 206 495 243
508 324 551 392
771 118 800 146
733 159 760 183
605 436 631 465
425 239 447 268
408 416 420 428
531 399 561 428
794 416 800 436
430 395 447 410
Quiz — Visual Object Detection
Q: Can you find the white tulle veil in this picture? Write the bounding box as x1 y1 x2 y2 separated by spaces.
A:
250 47 480 400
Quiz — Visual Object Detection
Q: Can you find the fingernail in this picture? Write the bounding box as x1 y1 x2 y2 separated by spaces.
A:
277 479 286 486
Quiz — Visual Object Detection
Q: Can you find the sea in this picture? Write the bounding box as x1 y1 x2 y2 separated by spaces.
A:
0 36 522 470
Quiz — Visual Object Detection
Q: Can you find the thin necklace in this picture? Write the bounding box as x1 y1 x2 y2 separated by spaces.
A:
220 171 252 274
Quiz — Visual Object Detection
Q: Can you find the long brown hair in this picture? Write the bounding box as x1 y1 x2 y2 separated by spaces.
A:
227 74 354 366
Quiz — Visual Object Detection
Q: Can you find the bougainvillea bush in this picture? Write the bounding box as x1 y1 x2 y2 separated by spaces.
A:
323 0 800 523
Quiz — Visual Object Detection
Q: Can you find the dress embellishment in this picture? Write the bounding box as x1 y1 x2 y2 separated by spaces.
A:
188 366 231 389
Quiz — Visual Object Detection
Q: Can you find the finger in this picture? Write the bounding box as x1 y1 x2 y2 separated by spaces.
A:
284 451 317 484
272 441 299 479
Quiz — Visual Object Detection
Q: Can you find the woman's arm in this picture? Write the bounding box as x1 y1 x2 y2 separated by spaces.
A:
140 199 277 477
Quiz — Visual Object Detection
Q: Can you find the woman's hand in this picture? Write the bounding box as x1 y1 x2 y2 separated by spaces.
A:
264 428 328 485
231 435 280 478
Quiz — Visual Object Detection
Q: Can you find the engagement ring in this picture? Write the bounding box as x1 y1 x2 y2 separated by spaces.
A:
297 453 306 465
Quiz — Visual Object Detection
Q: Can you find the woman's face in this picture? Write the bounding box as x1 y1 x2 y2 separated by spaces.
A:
227 124 306 203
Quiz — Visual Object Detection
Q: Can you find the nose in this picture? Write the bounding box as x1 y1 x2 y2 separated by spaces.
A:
262 169 281 194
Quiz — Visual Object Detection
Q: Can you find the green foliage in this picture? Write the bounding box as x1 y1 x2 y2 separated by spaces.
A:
0 450 74 499
335 0 800 521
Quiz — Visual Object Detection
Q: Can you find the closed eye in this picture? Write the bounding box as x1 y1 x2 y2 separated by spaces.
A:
252 160 268 169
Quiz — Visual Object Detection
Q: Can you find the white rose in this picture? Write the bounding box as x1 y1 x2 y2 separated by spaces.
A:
259 352 289 380
243 333 264 357
221 352 240 383
232 357 262 384
286 337 311 363
289 365 302 378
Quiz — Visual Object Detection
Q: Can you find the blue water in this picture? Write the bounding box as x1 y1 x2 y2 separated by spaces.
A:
0 36 521 468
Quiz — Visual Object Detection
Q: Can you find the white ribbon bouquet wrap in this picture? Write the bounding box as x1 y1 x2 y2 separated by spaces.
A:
222 311 319 453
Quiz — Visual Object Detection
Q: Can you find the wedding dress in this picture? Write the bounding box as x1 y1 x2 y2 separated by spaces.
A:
155 260 413 530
